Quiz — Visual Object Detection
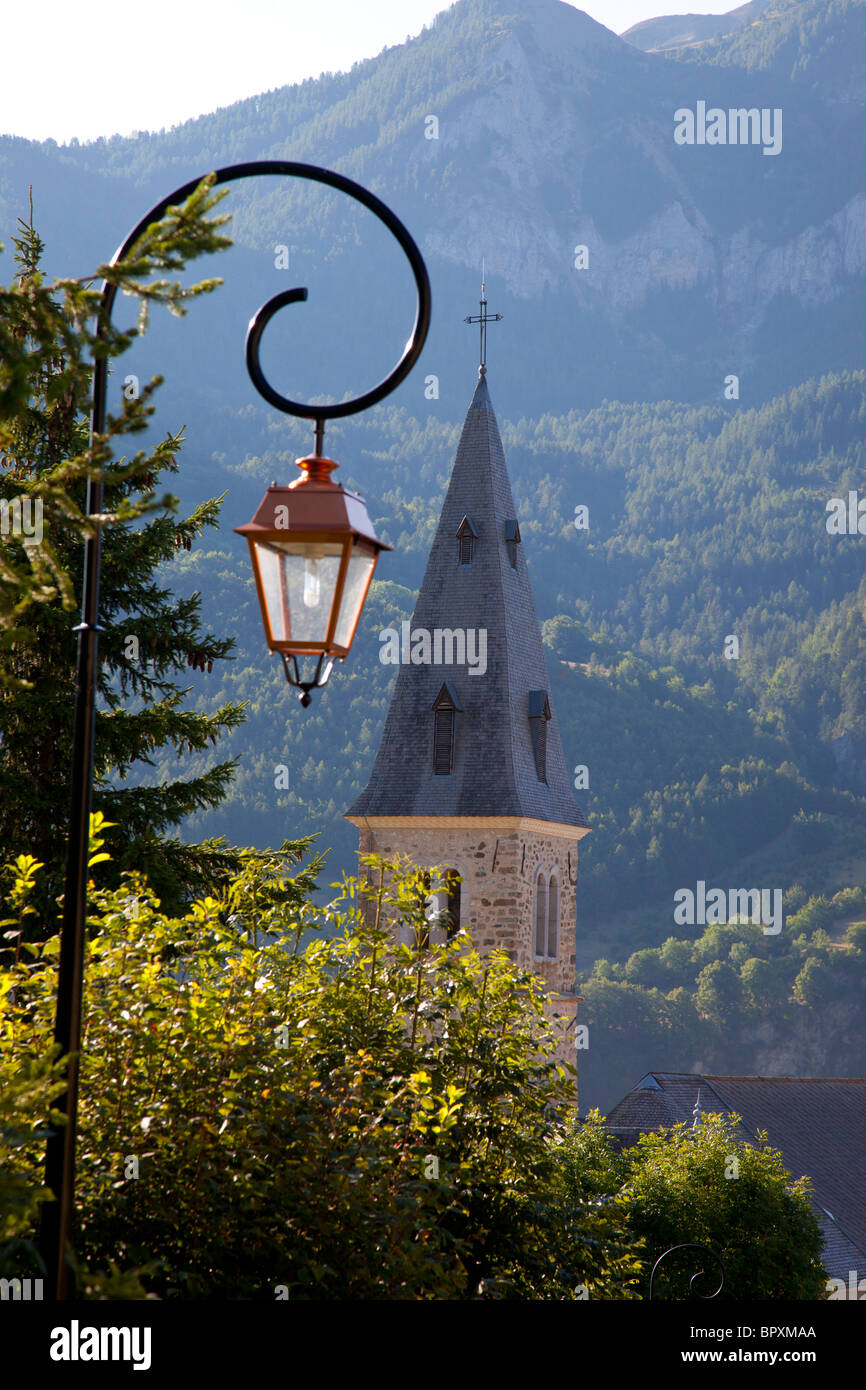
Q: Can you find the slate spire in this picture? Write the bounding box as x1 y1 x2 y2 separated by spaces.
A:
346 370 587 829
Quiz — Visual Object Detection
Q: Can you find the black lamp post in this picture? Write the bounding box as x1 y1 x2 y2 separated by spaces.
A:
39 160 430 1298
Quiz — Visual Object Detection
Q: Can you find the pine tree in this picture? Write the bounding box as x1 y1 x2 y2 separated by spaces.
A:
0 191 247 915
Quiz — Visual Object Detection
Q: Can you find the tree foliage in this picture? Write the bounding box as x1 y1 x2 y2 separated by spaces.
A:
0 836 641 1300
0 177 230 632
557 1110 828 1300
578 887 866 1108
0 188 248 912
620 1112 828 1300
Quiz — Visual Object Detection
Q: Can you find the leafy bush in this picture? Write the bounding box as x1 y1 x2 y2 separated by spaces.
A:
0 859 65 1279
695 959 742 1025
0 831 637 1299
846 921 866 950
560 1112 828 1301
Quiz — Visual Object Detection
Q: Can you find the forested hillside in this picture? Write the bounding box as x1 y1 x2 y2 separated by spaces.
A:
109 359 866 1106
3 0 866 412
662 0 866 94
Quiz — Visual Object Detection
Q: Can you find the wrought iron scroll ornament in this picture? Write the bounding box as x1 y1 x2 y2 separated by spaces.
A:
648 1243 726 1300
236 162 431 453
94 160 431 453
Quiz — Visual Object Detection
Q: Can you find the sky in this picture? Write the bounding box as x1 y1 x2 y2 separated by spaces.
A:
2 0 742 145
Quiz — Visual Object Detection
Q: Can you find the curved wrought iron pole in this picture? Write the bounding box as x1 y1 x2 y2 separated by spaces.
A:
40 161 430 1299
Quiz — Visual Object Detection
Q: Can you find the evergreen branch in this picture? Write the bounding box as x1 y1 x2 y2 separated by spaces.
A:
96 761 243 833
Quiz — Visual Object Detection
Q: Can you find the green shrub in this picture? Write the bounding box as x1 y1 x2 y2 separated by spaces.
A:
0 829 636 1300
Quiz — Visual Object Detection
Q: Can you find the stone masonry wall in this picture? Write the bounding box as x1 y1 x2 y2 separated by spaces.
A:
354 821 582 1090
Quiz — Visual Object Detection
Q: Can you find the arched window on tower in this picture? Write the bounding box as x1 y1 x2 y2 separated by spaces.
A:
547 874 559 959
416 870 432 950
535 872 547 957
444 869 461 940
423 868 462 944
535 870 559 961
505 518 521 568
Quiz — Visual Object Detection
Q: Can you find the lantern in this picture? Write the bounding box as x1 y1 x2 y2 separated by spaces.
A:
235 453 391 704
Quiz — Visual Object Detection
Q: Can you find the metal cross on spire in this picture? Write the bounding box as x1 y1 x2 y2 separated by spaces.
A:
464 263 502 375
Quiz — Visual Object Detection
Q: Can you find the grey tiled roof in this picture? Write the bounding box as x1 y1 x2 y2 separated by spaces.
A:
817 1213 865 1289
604 1072 866 1282
346 370 587 827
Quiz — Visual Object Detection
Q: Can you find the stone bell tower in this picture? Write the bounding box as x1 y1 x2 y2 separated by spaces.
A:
345 304 589 1080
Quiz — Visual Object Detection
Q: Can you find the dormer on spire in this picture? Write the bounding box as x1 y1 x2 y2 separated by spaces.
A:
529 690 551 783
456 514 478 565
432 681 462 775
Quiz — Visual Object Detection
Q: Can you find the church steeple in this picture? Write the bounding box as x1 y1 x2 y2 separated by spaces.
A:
346 362 589 1070
346 369 586 829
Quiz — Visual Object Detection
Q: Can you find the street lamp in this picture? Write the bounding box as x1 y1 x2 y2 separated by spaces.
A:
40 160 430 1298
236 452 390 705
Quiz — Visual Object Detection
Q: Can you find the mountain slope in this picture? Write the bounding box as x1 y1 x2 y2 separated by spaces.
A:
127 366 866 940
1 0 864 413
623 0 776 53
662 0 866 99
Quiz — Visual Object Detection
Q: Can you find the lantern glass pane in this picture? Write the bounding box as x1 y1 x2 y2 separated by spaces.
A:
334 546 378 649
255 539 344 645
